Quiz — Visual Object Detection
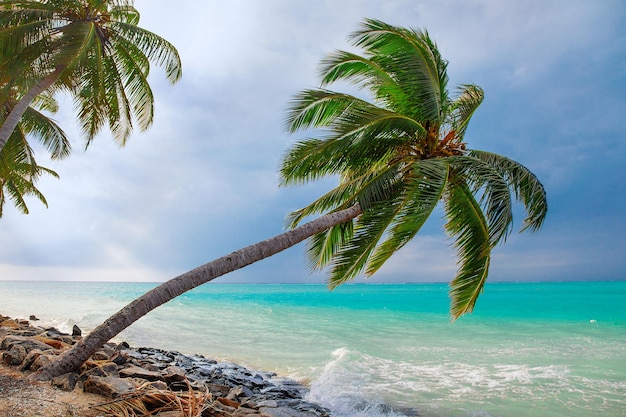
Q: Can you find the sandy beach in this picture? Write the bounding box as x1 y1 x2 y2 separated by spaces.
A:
0 362 104 417
0 321 104 417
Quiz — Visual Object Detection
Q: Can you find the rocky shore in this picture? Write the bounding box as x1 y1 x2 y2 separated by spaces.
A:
0 314 331 417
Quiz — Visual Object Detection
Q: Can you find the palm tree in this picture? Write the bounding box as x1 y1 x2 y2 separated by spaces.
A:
0 89 69 215
0 0 182 152
37 18 547 380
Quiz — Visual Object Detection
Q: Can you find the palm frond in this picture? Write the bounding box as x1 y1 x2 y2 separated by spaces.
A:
285 88 425 170
54 21 97 78
307 221 354 270
448 84 483 140
285 162 400 228
93 380 210 417
450 155 513 247
470 150 547 232
348 18 448 122
0 5 52 54
110 32 154 132
21 105 71 159
0 126 58 217
280 132 401 188
109 3 140 25
31 91 58 112
319 50 407 109
444 176 491 320
329 196 402 288
72 43 108 143
280 137 352 185
285 89 374 132
112 21 182 82
329 99 425 143
366 159 449 274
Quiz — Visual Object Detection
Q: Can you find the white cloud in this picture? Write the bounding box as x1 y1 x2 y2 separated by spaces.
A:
1 0 624 284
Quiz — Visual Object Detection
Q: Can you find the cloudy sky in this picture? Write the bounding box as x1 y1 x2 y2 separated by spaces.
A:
1 0 624 284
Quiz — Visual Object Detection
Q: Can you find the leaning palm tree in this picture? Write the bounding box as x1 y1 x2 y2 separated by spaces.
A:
37 19 547 380
0 0 182 152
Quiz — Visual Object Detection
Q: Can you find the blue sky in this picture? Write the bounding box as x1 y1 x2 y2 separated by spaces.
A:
1 0 625 284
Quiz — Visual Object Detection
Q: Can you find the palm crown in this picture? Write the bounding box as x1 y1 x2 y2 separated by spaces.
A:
0 0 182 147
281 19 547 319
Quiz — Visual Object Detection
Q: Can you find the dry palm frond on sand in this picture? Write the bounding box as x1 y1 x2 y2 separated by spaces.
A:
92 380 214 417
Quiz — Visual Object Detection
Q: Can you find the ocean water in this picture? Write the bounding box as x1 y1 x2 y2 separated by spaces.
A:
0 281 624 417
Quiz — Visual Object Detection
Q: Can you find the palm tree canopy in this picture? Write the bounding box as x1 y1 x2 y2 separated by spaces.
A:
281 18 547 319
0 0 182 146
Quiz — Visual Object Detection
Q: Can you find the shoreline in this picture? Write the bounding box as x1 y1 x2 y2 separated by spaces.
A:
0 313 332 417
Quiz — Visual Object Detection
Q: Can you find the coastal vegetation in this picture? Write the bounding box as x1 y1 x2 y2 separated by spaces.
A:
0 90 68 215
35 18 547 380
0 0 182 215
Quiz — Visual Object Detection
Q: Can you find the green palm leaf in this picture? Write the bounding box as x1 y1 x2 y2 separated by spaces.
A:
366 159 449 274
319 50 407 109
449 84 483 141
20 105 70 159
450 155 513 247
470 150 547 232
349 18 448 122
444 176 491 319
112 20 182 82
306 221 354 271
329 196 403 288
285 162 400 227
0 122 59 216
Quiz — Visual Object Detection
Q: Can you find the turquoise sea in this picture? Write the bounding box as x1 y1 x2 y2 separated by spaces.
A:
0 281 624 417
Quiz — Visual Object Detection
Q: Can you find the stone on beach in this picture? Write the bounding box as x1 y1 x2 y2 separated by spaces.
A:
0 315 331 417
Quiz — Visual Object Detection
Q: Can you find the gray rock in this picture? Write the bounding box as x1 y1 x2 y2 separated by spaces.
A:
162 365 187 383
256 400 279 408
0 335 52 352
119 365 162 381
119 349 145 360
233 406 261 416
52 372 79 391
83 375 136 398
259 407 319 417
19 349 44 372
205 383 231 397
2 344 26 365
110 353 128 366
29 353 52 371
80 361 119 379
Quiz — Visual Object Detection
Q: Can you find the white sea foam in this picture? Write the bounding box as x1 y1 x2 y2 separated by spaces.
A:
308 348 418 417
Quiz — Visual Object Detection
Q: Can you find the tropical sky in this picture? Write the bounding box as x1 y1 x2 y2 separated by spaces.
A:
1 0 624 284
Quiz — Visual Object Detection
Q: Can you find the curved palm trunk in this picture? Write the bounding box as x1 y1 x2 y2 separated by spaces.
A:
37 204 362 380
0 68 64 152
